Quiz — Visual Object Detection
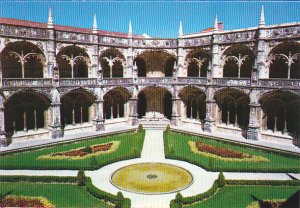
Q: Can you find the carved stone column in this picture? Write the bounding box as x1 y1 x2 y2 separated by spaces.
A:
177 39 184 77
129 97 138 126
212 32 221 78
0 96 8 146
47 25 56 79
257 27 267 78
49 88 63 139
93 100 104 131
171 96 180 126
247 90 261 140
204 99 216 132
91 34 99 79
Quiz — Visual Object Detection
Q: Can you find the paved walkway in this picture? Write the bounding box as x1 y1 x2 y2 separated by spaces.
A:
0 129 299 208
173 124 300 154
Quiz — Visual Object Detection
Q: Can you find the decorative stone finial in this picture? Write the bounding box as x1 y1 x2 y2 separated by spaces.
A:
93 14 98 33
213 15 218 31
178 20 183 37
48 7 54 29
259 5 265 27
128 20 132 37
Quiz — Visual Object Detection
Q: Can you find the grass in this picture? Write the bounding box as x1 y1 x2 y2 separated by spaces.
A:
0 182 112 208
164 131 300 172
0 130 145 170
185 186 299 208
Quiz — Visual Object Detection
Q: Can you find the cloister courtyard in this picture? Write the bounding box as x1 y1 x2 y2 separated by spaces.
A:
0 2 300 208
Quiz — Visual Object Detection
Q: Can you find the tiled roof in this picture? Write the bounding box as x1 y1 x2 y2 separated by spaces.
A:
0 17 142 38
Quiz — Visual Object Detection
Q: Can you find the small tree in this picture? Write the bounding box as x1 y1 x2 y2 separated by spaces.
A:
217 172 226 187
166 124 170 132
138 124 144 133
115 191 124 208
77 170 86 186
174 192 183 208
82 146 92 153
90 156 98 167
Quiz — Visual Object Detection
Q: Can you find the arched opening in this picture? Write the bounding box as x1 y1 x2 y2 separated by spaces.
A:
222 45 254 78
135 57 146 77
103 87 131 120
260 91 300 137
1 41 45 78
185 48 211 77
134 50 176 77
214 88 250 129
4 91 51 133
137 86 172 119
60 88 95 128
100 49 125 78
57 45 90 78
179 86 206 121
268 42 300 79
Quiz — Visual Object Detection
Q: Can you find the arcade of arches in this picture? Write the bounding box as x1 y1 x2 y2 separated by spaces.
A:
1 87 300 145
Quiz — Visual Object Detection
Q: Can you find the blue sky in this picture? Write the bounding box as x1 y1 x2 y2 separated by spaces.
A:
0 1 299 38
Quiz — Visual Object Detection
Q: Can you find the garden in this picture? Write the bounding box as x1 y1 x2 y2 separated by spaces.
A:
164 130 300 173
0 129 145 170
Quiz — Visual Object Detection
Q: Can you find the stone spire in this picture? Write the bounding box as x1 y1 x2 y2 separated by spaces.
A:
259 5 265 27
213 14 218 31
128 20 132 38
178 20 183 37
92 14 98 33
47 7 54 29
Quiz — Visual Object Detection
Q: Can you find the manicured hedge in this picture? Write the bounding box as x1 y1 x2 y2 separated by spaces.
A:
169 176 300 208
0 175 131 208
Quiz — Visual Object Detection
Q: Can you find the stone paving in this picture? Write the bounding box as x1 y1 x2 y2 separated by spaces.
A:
0 129 299 208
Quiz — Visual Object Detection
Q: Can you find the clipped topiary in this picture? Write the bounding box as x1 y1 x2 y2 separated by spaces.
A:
77 170 86 186
217 172 226 187
115 191 124 208
90 155 98 167
174 192 183 208
166 124 170 132
138 124 144 133
82 146 93 153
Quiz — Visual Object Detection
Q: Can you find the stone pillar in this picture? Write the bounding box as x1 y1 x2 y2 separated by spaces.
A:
34 109 37 130
130 97 138 126
177 39 184 77
212 32 221 78
0 97 8 146
93 100 104 131
204 99 216 132
47 20 56 79
23 111 27 132
247 90 261 140
49 88 63 139
171 97 180 126
257 25 267 78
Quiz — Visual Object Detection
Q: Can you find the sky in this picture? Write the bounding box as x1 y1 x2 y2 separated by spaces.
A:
0 1 299 38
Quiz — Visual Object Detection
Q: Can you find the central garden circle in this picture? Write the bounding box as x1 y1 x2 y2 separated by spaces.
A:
110 163 193 194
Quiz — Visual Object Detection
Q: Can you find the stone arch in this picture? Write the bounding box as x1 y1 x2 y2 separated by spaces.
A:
57 45 90 78
4 90 51 133
259 90 300 137
214 88 250 128
60 88 96 127
178 86 206 121
103 87 132 119
134 50 177 77
137 86 172 119
185 48 211 77
100 48 125 78
0 41 46 78
267 41 300 79
221 45 254 78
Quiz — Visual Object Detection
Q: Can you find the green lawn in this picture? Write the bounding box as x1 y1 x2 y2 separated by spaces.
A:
185 186 299 208
0 130 145 170
164 131 300 172
0 182 112 208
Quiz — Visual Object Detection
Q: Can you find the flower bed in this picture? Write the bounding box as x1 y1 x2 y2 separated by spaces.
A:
189 141 269 162
247 199 285 208
0 195 55 208
38 141 120 160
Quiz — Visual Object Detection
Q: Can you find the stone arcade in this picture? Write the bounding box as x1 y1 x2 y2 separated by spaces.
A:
0 6 299 147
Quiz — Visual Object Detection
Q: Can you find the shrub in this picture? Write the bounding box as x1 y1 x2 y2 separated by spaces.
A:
166 124 170 132
115 191 124 208
169 145 174 155
90 156 98 167
217 172 225 187
138 124 144 133
133 148 138 155
170 200 182 208
208 158 213 169
82 146 93 153
175 193 183 205
77 170 86 186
